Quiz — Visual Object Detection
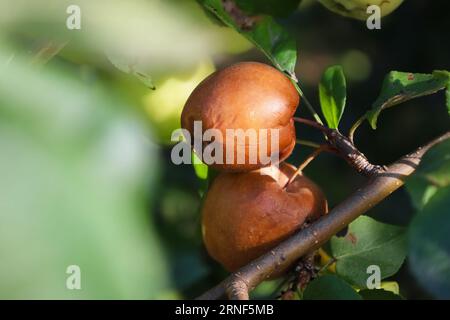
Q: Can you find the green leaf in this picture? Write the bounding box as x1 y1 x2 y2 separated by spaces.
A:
191 150 209 180
405 177 439 211
406 139 450 209
107 53 156 89
250 279 287 299
319 65 347 129
0 48 171 298
303 275 361 300
359 289 403 300
366 71 449 129
330 216 407 287
408 187 450 299
199 0 297 78
234 0 301 17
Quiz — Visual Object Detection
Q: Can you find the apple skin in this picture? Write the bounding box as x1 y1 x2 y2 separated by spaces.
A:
202 163 328 275
318 0 404 20
181 62 299 172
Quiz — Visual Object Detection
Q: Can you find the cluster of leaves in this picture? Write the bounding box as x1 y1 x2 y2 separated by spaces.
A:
197 0 450 299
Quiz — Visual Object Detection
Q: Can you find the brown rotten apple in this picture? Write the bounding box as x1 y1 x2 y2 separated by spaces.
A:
181 62 299 172
202 163 328 275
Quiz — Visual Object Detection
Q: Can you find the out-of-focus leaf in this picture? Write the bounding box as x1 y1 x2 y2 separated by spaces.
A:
405 177 439 211
0 0 220 73
406 139 450 209
30 41 68 66
365 71 449 129
330 216 407 287
234 0 301 17
408 187 450 299
199 0 297 78
359 289 403 300
107 53 155 89
143 61 215 145
319 65 347 129
0 48 171 299
192 151 209 180
303 275 361 300
318 0 404 21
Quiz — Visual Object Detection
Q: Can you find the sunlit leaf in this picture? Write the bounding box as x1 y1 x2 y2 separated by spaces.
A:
330 216 407 287
319 65 347 129
365 71 449 129
191 151 209 180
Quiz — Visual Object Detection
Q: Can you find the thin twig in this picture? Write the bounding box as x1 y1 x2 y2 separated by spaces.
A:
348 115 366 144
197 131 450 300
296 139 322 149
293 117 331 133
283 146 326 189
291 81 324 125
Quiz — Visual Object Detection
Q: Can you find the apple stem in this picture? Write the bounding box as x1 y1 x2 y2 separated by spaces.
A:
283 146 326 189
295 139 322 149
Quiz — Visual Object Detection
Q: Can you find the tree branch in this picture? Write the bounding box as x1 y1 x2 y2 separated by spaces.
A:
197 131 450 300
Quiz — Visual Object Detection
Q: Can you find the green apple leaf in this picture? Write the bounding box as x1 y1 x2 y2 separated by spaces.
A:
191 151 209 181
319 65 347 129
366 71 449 129
406 139 450 209
199 0 297 78
408 187 450 299
330 216 407 288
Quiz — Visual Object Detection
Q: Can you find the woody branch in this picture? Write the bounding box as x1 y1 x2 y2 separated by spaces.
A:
197 130 450 300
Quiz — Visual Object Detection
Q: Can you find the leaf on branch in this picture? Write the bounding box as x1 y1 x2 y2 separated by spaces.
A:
408 187 450 299
330 215 407 288
406 139 450 209
319 65 347 129
303 275 361 300
365 70 450 129
199 0 297 79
